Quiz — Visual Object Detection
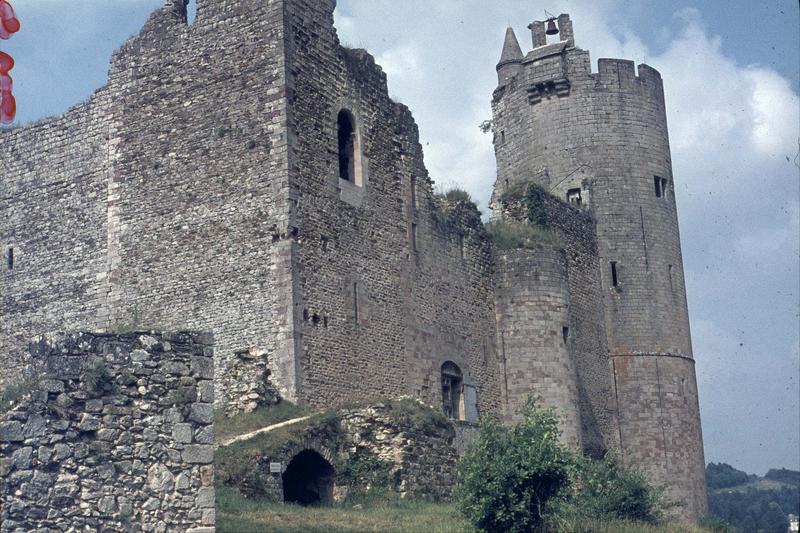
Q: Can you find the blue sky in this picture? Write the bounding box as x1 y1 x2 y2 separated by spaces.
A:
2 0 798 476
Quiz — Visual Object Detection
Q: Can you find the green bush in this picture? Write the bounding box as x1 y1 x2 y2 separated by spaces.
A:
545 453 666 531
455 401 571 532
337 451 397 503
444 188 473 204
486 220 562 250
572 453 663 523
0 380 34 414
525 185 547 226
84 361 117 396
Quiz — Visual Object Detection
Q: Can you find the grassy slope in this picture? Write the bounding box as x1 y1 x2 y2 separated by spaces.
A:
215 403 710 532
215 401 312 442
218 487 709 533
217 486 470 533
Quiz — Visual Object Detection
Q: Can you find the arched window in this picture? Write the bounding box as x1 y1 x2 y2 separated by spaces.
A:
441 361 464 420
337 109 361 186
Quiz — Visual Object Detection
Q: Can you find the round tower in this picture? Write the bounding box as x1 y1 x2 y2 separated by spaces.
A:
494 245 582 449
491 14 707 522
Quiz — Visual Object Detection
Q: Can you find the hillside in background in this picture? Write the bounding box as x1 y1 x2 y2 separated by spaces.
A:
706 463 799 532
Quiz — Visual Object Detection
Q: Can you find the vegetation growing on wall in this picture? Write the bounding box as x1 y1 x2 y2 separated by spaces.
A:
486 220 562 250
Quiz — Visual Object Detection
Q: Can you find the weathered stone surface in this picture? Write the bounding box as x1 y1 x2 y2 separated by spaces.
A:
188 403 213 425
0 421 24 442
172 423 193 444
182 445 213 465
0 332 215 531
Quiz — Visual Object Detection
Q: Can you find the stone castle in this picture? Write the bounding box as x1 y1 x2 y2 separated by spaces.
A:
0 0 707 522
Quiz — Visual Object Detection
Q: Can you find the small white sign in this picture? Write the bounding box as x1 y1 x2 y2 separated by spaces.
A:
269 462 282 473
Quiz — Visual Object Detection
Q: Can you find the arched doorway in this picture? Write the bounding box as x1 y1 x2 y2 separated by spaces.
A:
282 449 335 506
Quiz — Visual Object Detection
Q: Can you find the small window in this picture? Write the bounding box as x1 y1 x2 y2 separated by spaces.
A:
562 326 569 344
441 362 464 420
411 223 418 251
6 247 12 270
353 282 359 321
567 188 582 207
500 131 506 144
337 109 362 185
668 264 674 291
610 261 619 287
654 176 668 198
410 176 417 209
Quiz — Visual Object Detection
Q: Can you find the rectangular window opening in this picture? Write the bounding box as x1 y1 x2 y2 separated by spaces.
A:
668 264 674 291
610 261 618 287
567 188 582 207
655 176 669 198
6 247 12 270
410 176 417 209
500 131 506 144
411 223 418 251
562 326 569 344
353 282 359 321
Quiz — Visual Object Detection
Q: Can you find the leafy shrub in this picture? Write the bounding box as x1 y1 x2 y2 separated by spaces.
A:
455 401 571 532
337 451 397 503
0 379 34 414
384 397 452 435
558 453 665 525
84 361 117 396
525 184 547 226
444 187 473 204
486 220 562 250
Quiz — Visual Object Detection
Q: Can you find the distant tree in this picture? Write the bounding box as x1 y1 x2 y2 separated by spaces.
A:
706 462 750 490
764 468 800 486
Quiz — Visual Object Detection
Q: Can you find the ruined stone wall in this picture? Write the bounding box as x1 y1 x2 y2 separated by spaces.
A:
491 17 706 520
284 0 502 416
0 0 296 413
0 94 111 391
494 246 582 448
0 331 215 533
221 400 458 503
102 0 295 411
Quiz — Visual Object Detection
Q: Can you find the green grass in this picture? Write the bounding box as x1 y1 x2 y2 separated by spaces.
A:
217 486 711 533
217 486 471 533
486 219 563 250
215 401 312 442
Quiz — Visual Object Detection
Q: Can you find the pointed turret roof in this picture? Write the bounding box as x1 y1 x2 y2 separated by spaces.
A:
498 27 523 66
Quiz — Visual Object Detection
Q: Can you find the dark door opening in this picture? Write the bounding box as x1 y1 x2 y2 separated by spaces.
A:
282 449 335 506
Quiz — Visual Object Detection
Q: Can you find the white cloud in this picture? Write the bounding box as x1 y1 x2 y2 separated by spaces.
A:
337 0 800 473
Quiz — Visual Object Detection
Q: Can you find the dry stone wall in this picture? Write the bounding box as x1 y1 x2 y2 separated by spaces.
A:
0 331 215 533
